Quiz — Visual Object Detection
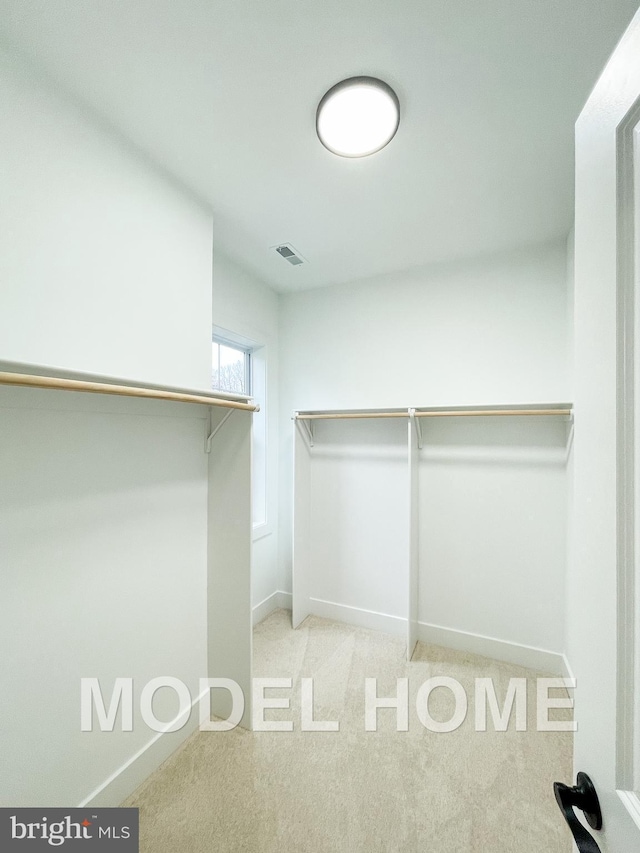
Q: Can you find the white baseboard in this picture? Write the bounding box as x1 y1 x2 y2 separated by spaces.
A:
80 599 572 808
307 597 406 637
301 597 566 674
78 688 207 807
417 621 567 675
252 590 292 625
276 590 293 611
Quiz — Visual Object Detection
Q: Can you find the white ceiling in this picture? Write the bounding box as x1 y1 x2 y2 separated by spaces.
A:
0 0 638 292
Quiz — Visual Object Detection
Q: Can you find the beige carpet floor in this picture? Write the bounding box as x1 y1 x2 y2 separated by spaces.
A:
125 610 573 852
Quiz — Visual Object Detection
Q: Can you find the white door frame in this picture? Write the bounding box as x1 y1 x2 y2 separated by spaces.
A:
571 8 640 848
616 93 640 827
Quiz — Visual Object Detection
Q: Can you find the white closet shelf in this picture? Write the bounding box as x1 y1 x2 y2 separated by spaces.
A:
0 370 259 412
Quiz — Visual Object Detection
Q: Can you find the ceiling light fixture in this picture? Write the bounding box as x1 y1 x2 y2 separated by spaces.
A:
316 77 400 158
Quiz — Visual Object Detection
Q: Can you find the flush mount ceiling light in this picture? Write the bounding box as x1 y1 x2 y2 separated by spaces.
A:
316 77 400 158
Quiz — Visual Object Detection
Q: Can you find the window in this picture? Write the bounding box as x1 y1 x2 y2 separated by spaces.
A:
211 337 251 396
212 328 269 534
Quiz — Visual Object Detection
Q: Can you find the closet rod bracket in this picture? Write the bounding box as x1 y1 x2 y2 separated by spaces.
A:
206 408 234 452
409 408 423 449
566 411 575 459
302 416 314 447
294 413 315 448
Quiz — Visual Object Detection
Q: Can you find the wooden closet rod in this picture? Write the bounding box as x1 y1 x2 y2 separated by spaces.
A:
0 372 259 412
414 408 571 418
296 408 571 420
297 411 408 420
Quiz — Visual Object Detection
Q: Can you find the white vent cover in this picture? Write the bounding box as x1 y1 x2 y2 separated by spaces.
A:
274 244 306 266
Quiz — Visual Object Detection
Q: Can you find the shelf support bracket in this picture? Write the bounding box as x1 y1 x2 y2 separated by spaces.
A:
409 408 423 449
206 408 234 453
566 411 575 461
295 414 314 449
301 417 314 448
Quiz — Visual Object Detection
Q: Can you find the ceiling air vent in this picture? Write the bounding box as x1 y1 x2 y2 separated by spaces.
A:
274 244 305 266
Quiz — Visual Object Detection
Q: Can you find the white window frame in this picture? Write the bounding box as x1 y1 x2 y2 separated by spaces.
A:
211 333 252 397
212 325 270 538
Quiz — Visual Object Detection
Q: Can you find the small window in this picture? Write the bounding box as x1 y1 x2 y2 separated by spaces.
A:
212 326 269 533
211 337 251 396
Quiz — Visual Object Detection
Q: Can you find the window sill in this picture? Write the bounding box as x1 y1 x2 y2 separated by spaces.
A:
252 522 273 542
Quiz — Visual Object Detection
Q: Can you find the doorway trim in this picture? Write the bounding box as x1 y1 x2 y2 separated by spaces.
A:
616 91 640 825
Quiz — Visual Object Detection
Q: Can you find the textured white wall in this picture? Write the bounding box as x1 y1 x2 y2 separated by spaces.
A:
280 242 570 653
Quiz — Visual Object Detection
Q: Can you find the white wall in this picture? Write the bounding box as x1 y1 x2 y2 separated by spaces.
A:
304 418 410 628
0 390 209 807
280 241 571 656
0 47 212 389
418 416 568 652
212 252 280 611
279 242 570 412
0 49 215 806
